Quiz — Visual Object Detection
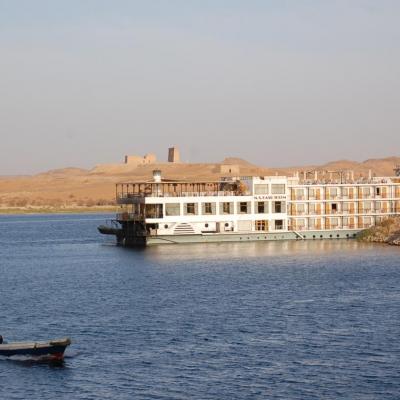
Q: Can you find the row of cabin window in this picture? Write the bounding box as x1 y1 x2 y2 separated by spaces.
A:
293 187 390 197
295 201 391 212
254 184 286 195
165 201 286 216
160 220 285 231
254 220 284 230
292 216 376 227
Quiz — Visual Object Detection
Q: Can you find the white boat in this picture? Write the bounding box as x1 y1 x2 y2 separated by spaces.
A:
99 169 400 246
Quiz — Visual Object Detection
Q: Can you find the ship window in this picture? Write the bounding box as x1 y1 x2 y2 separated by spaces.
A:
186 203 195 215
239 202 248 213
254 184 269 195
331 203 337 211
255 220 268 231
376 187 381 196
164 224 168 229
202 202 215 215
205 223 209 228
257 201 266 213
271 184 285 195
165 203 180 216
330 218 338 227
225 222 229 227
297 219 305 227
274 220 283 230
273 201 282 213
145 204 163 218
295 189 304 199
222 202 232 214
362 187 371 196
297 203 305 213
364 201 372 210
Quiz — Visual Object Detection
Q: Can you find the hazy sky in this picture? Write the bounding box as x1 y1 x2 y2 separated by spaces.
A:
1 0 399 175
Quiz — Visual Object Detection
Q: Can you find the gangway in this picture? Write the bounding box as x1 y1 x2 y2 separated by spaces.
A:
293 231 305 240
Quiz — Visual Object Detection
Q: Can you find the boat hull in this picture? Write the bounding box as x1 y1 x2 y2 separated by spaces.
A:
97 225 123 236
99 218 362 246
146 229 361 245
0 338 71 361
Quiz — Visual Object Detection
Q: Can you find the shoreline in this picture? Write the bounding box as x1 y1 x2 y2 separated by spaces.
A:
357 217 400 246
0 206 116 215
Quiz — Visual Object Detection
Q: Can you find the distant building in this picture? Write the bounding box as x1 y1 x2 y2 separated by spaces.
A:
219 164 240 175
125 153 156 165
168 147 180 163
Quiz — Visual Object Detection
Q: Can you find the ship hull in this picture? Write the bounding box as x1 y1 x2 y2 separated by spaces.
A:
146 229 361 245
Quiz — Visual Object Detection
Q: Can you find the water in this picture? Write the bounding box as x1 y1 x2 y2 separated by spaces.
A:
0 214 399 399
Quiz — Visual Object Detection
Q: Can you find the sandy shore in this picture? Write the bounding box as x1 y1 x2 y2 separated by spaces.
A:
0 206 116 215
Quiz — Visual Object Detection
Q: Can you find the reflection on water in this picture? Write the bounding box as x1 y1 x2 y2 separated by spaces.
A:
144 239 392 260
0 355 67 368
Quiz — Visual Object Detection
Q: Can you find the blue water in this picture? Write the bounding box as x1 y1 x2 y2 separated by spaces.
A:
0 214 399 399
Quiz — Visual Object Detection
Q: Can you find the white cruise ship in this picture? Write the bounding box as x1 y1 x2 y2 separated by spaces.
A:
98 169 400 246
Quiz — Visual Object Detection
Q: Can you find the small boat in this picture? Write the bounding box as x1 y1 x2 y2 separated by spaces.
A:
0 337 71 362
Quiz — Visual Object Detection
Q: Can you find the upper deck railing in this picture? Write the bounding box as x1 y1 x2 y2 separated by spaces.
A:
290 179 398 186
116 181 250 202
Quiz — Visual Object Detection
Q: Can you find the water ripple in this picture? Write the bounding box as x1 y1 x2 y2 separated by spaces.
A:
0 214 399 399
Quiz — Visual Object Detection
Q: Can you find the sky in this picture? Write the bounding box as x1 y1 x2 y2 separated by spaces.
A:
1 0 399 175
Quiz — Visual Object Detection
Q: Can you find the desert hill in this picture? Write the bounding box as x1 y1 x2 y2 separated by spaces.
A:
285 157 400 178
221 157 255 167
0 156 399 211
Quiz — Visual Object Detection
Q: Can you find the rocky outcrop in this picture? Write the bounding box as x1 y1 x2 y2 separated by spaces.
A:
358 217 400 246
389 233 400 245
